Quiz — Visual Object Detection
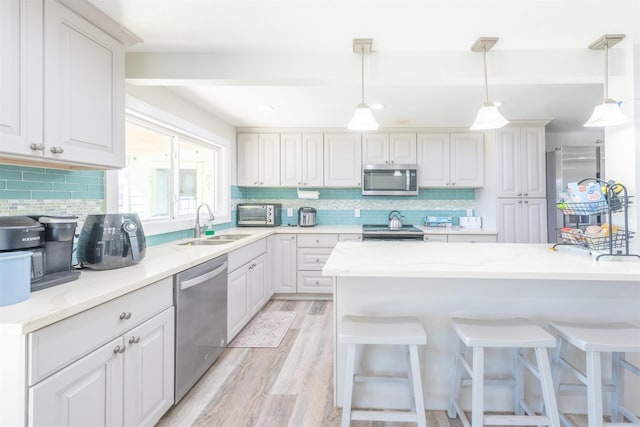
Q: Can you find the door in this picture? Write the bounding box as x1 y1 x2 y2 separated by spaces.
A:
521 198 548 243
389 133 417 164
228 265 250 340
496 128 521 197
258 134 280 186
123 308 175 427
247 254 267 316
520 127 546 197
324 134 362 186
417 133 450 187
450 133 484 187
301 133 324 186
280 133 303 186
29 337 124 427
362 134 390 164
237 133 259 186
272 234 297 293
44 0 125 167
497 198 520 243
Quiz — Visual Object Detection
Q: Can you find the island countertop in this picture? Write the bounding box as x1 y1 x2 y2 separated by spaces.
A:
323 241 640 281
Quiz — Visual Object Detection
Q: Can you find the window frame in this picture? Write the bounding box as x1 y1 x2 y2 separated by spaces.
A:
106 96 231 237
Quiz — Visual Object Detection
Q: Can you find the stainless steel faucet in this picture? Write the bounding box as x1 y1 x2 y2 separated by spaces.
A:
195 203 215 238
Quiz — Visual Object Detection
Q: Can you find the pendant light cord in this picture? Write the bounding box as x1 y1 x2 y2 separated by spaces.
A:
603 41 609 100
482 45 489 103
360 49 365 104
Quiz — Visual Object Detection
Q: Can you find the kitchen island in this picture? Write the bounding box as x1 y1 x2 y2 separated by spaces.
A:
323 242 640 414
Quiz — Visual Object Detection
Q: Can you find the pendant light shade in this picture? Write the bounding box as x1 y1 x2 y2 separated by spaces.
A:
470 37 508 130
584 34 628 128
348 39 378 131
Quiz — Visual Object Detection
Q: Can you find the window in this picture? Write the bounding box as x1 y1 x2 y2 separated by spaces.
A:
114 109 229 235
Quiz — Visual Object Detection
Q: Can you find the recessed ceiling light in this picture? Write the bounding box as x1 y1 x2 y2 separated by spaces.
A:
370 103 385 110
257 105 274 111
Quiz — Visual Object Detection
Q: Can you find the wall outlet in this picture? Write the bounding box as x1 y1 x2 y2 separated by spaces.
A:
287 208 293 217
354 208 360 218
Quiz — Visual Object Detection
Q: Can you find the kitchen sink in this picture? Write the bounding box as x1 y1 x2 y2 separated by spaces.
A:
206 234 250 241
177 239 233 246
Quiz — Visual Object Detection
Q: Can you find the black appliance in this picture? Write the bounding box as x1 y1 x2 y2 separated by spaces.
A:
362 224 425 241
76 213 146 270
0 215 80 291
298 207 317 227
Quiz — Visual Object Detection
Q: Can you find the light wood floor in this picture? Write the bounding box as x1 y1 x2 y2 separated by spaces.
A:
157 299 589 427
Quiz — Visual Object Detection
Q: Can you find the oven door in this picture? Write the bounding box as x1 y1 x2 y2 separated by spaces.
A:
237 205 268 226
362 165 418 196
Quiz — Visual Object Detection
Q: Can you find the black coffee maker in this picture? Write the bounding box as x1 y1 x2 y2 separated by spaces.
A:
0 216 80 291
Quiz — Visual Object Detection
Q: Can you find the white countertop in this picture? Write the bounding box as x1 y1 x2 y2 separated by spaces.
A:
323 241 640 281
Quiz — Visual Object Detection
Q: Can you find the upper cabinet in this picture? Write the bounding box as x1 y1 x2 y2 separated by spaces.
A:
280 133 324 187
237 133 281 187
0 0 139 169
324 133 362 187
496 127 546 198
362 133 417 165
417 133 484 188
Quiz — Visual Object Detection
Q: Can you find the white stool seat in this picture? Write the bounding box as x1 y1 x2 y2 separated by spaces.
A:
452 317 556 348
448 317 560 427
549 321 640 353
340 315 428 345
340 315 427 427
549 321 640 427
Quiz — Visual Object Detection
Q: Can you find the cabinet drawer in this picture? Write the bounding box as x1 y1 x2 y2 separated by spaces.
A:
28 277 172 386
228 238 267 272
297 234 339 248
447 234 497 243
297 271 333 293
339 234 362 242
423 234 447 242
297 248 333 270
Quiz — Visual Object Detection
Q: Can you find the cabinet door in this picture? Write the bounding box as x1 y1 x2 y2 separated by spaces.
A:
258 133 280 186
248 254 267 316
123 308 175 427
227 266 250 340
362 134 389 164
29 337 124 427
44 0 125 168
496 198 520 243
0 0 42 156
450 133 484 187
389 133 417 164
272 234 297 293
416 133 450 187
265 235 275 298
280 133 303 186
520 127 546 198
301 133 324 186
521 198 548 243
496 128 521 197
324 134 362 187
237 133 259 186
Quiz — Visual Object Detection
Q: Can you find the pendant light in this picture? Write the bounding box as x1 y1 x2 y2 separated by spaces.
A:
584 34 628 127
470 37 508 130
348 39 379 131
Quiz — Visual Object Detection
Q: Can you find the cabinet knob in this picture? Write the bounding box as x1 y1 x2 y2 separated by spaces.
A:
390 160 394 164
524 193 528 196
298 182 302 185
254 182 258 185
518 200 523 204
50 146 64 154
446 182 450 186
290 236 295 239
119 312 132 320
29 143 45 151
524 200 529 204
260 182 263 185
315 239 320 243
451 182 455 186
518 193 522 196
303 182 307 185
315 281 320 285
315 258 320 262
129 336 140 344
113 345 126 354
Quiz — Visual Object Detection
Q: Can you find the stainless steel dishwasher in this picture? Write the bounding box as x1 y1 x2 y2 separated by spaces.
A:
174 254 228 403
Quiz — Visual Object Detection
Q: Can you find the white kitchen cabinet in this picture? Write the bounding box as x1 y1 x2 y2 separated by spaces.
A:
362 133 417 165
227 266 250 341
1 0 135 168
272 234 297 293
280 133 324 187
296 234 339 293
338 233 363 242
323 133 362 187
423 234 448 243
28 280 174 427
247 254 267 317
497 198 547 243
417 133 484 187
496 127 546 198
237 133 281 187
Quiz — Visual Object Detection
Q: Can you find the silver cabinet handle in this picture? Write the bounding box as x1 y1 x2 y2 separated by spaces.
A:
119 312 132 320
113 345 126 354
129 336 140 344
30 143 45 151
50 146 64 154
524 193 528 196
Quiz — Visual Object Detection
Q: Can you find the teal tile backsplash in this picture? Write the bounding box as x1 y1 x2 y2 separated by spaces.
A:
0 164 104 200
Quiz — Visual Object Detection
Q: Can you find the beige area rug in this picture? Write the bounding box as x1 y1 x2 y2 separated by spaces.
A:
228 311 297 348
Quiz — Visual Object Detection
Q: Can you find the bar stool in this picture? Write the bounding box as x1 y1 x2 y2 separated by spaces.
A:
339 315 427 427
549 321 640 427
447 317 560 427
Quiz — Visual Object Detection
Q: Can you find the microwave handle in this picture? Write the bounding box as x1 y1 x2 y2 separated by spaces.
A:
406 170 410 190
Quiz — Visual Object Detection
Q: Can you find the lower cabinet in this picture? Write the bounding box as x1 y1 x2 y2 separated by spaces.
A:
227 239 269 341
296 234 339 294
497 198 547 243
28 288 174 427
272 234 297 293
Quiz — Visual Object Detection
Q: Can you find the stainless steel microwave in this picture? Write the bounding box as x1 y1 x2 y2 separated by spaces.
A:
362 164 418 196
237 203 282 226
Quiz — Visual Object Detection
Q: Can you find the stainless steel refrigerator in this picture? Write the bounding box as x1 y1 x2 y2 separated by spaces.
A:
546 144 605 243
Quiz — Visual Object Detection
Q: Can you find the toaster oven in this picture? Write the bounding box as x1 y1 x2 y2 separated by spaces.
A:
237 204 282 227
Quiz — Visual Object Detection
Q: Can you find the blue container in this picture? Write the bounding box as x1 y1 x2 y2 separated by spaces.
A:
0 252 32 307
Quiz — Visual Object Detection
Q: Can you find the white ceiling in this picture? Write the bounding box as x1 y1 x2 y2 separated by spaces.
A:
89 0 640 133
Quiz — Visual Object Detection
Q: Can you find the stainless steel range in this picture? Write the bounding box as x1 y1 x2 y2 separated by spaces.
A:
362 224 425 241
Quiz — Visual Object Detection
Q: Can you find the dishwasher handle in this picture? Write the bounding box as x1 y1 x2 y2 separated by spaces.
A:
180 261 228 290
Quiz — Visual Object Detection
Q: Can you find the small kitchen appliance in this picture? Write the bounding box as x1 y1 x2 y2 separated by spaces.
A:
237 203 282 227
0 215 80 291
298 207 317 227
459 216 482 230
362 164 418 196
76 213 146 270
